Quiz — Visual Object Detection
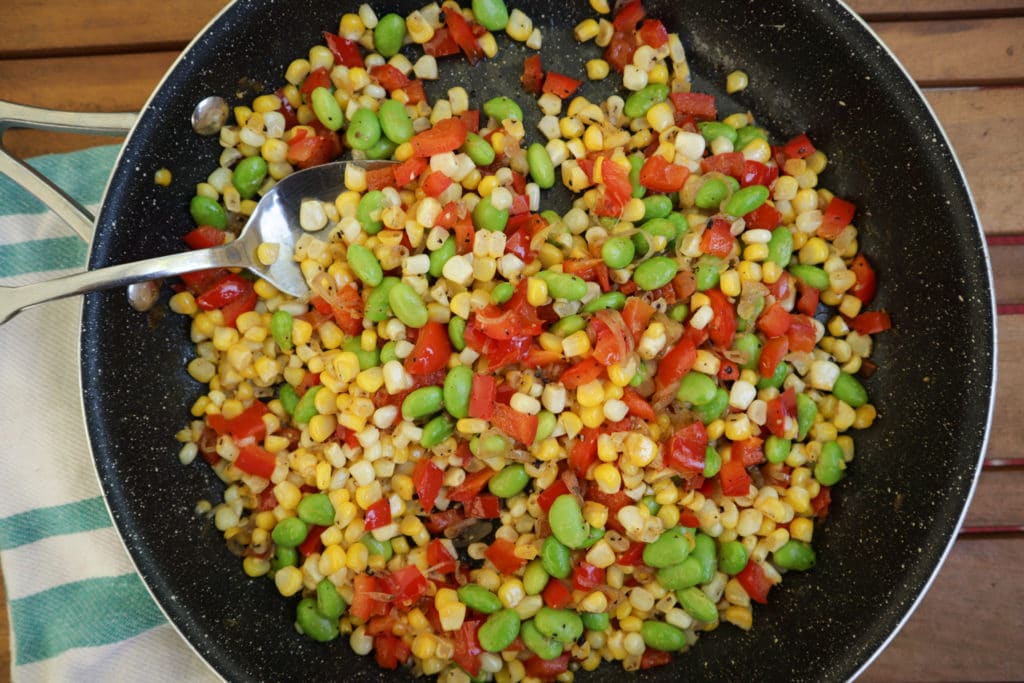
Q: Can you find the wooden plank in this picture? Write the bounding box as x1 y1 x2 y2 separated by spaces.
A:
850 0 1024 19
874 18 1024 85
925 87 1022 236
964 469 1024 527
1 0 223 58
861 537 1024 681
989 242 1024 302
988 315 1024 462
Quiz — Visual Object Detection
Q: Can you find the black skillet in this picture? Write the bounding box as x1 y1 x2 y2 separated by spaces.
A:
78 0 995 680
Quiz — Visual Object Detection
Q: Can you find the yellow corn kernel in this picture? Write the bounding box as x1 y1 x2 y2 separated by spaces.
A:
169 291 198 316
526 277 549 307
726 70 749 94
309 414 337 443
393 141 415 162
562 330 592 358
580 405 604 429
583 501 609 529
854 404 877 429
621 197 646 223
346 542 369 572
799 237 829 265
505 9 533 42
806 150 828 175
497 578 525 608
538 332 563 354
719 269 741 297
648 62 669 85
478 30 499 58
586 59 610 80
576 379 605 408
724 605 752 630
789 516 814 543
575 18 599 42
646 102 675 133
593 463 622 493
274 565 304 596
456 418 488 434
590 0 610 12
534 437 562 462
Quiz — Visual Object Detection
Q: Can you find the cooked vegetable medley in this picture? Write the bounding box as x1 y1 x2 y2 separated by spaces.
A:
171 0 892 680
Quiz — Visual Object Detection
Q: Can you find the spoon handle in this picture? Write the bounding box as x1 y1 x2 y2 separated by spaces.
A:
0 242 247 324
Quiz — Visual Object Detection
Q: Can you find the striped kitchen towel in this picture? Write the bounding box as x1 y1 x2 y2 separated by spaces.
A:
0 145 217 681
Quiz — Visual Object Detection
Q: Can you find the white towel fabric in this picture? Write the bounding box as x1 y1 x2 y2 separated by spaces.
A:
0 146 217 681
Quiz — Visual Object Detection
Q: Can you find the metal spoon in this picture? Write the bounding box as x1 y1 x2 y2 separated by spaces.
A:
0 160 391 324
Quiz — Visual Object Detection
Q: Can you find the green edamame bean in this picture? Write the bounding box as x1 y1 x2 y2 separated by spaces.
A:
346 108 382 151
815 440 846 486
527 143 556 189
477 432 510 458
463 132 497 166
550 315 586 337
580 611 610 631
832 372 868 407
232 155 268 199
388 282 429 328
521 620 563 660
472 195 509 232
633 256 679 291
676 586 718 623
490 281 515 304
271 309 293 351
601 236 635 269
757 360 788 390
702 445 721 478
365 277 399 322
725 185 769 217
718 540 749 575
534 607 583 644
695 177 729 209
373 13 406 57
695 387 729 423
582 291 627 313
443 365 473 419
489 463 530 498
421 414 454 448
548 495 589 549
542 272 587 301
448 316 467 351
643 526 693 568
734 125 767 151
765 435 791 464
623 83 669 119
668 302 690 322
402 386 443 420
580 526 605 549
478 609 521 652
378 98 413 143
628 153 646 198
472 0 510 30
459 584 503 614
789 264 829 291
535 410 556 443
279 384 300 415
642 217 678 243
346 243 384 286
357 190 387 234
656 556 703 591
364 134 397 160
642 194 673 221
272 545 297 570
694 255 721 291
483 96 523 123
293 385 322 424
310 86 344 131
296 598 340 642
541 536 572 579
190 195 227 229
523 559 550 595
343 336 379 370
361 534 393 560
641 620 687 652
692 533 717 583
767 226 794 267
676 371 718 406
272 516 309 547
796 393 817 440
429 236 456 278
379 340 400 364
297 493 335 526
698 121 738 145
317 578 347 620
774 540 817 571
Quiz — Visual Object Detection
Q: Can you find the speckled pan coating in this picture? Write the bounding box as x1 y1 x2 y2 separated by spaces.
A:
79 0 994 681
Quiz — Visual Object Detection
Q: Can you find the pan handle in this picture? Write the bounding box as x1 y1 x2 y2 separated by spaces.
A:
0 100 137 242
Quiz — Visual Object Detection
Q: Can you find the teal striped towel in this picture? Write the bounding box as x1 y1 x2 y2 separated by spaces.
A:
0 146 217 681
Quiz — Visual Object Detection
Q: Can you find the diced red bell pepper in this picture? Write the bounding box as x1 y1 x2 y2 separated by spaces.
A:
421 170 453 197
733 437 765 467
745 203 782 230
484 538 527 574
298 524 325 558
655 337 697 390
453 620 484 677
849 310 892 335
521 54 544 95
719 454 752 497
736 560 773 604
468 374 497 419
364 164 396 190
811 485 832 518
196 273 251 310
448 468 496 503
740 160 779 188
466 494 502 519
783 133 816 160
622 296 656 342
384 565 429 608
227 401 269 442
848 253 877 304
411 117 468 157
537 479 571 514
559 357 604 390
568 429 600 479
323 32 364 68
705 288 737 348
669 91 717 121
299 66 332 97
639 154 690 193
796 281 820 317
572 562 605 591
638 18 669 48
405 321 451 375
542 579 573 609
370 64 410 91
443 6 484 64
427 538 457 574
757 301 793 337
640 648 674 669
374 633 411 670
612 0 646 31
621 387 656 421
786 315 817 353
524 654 571 681
286 127 341 169
818 196 857 239
542 71 583 99
664 422 708 474
183 225 226 249
700 152 745 179
413 459 444 513
424 27 459 57
490 403 538 446
699 218 734 257
234 443 277 479
393 156 428 188
765 387 797 438
758 335 789 378
404 79 428 105
364 498 392 530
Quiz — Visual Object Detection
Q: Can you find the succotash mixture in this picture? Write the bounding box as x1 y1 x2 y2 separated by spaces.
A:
169 0 892 680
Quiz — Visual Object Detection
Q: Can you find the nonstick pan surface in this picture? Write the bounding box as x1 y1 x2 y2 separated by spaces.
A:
79 0 994 680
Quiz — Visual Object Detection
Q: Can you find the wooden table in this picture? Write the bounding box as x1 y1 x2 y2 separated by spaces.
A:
1 1 1021 680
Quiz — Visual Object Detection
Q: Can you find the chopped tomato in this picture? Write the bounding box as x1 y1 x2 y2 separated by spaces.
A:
491 403 538 445
484 538 527 574
699 218 735 257
622 297 655 342
447 468 496 503
466 494 502 519
736 560 773 604
664 422 708 474
323 32 364 68
561 258 611 292
443 6 484 64
655 337 697 390
299 66 332 97
351 574 388 622
705 289 737 348
426 538 457 574
425 508 465 535
848 253 877 304
411 117 468 157
542 71 583 99
811 485 832 518
424 27 459 57
572 562 606 591
849 310 892 335
618 540 646 566
405 321 451 375
286 127 341 169
413 459 444 513
740 160 779 188
226 401 269 442
604 30 637 73
364 498 392 530
784 133 816 160
621 387 656 421
183 225 226 249
374 634 411 670
733 437 765 467
757 301 793 337
521 54 544 95
383 565 429 608
765 387 797 438
179 268 230 296
196 273 251 310
560 357 604 389
542 579 573 609
523 654 570 681
700 152 745 179
537 478 571 513
468 373 496 419
453 620 483 677
639 155 690 192
796 281 820 316
370 64 410 91
594 156 632 217
758 335 789 378
786 316 817 353
404 79 428 105
393 156 428 187
640 648 674 668
234 444 277 479
669 91 717 121
745 202 782 230
818 196 857 239
720 454 752 497
421 170 453 197
298 524 325 558
589 309 634 366
638 18 669 48
612 0 646 31
364 164 397 190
